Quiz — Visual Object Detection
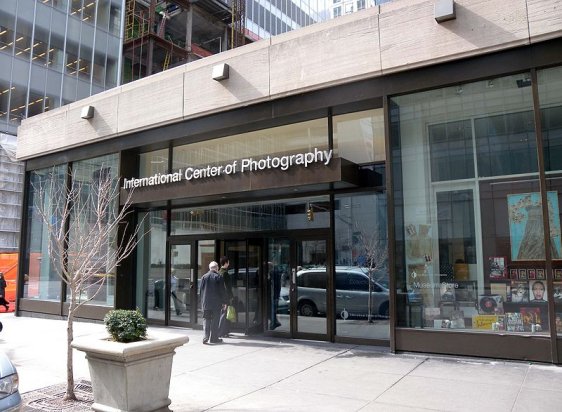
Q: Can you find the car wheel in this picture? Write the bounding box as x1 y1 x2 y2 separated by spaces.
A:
298 300 317 317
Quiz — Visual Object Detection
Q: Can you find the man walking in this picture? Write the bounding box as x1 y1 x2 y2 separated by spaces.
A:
200 261 227 344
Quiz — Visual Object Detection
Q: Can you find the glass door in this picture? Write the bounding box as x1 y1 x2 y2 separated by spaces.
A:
292 236 330 339
222 240 263 334
169 242 194 325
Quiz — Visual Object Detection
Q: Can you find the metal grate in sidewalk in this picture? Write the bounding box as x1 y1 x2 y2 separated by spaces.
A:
22 379 93 412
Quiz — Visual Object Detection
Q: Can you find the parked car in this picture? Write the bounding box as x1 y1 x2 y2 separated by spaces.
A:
0 351 22 412
296 266 389 319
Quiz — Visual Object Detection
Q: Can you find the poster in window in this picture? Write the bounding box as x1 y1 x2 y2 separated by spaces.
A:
509 281 529 303
529 280 547 302
508 191 561 261
520 307 541 332
489 256 507 279
553 282 562 302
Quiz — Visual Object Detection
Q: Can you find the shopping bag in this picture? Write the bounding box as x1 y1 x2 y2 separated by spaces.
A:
226 305 236 322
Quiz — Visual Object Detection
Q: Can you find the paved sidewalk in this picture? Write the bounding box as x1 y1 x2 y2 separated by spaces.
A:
1 312 562 411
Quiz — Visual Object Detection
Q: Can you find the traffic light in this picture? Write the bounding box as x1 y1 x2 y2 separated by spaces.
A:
306 206 314 221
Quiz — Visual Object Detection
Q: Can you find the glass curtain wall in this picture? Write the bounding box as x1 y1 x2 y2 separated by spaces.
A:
390 72 554 334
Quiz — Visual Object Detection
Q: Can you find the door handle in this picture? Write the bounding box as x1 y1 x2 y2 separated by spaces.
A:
190 269 194 288
292 268 296 284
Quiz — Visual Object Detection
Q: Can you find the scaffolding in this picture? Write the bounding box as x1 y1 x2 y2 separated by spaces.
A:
123 0 245 83
0 133 23 253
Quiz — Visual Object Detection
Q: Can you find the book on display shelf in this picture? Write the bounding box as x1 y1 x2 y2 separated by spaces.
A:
505 312 524 332
520 307 541 332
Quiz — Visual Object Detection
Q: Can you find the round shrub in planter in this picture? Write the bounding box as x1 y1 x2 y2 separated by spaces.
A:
104 309 147 343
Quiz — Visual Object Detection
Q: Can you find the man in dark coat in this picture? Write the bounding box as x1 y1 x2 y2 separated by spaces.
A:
200 261 227 344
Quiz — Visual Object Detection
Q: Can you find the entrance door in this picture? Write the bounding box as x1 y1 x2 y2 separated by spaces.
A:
266 234 330 340
222 240 263 334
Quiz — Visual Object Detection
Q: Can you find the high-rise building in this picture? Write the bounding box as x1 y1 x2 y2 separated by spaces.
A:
0 0 124 283
0 0 124 136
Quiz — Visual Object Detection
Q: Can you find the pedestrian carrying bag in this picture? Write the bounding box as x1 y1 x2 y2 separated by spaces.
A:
226 305 236 322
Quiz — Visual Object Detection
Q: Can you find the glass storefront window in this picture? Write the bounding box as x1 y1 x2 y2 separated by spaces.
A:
137 210 168 319
538 66 562 336
66 153 119 306
171 196 329 235
24 164 67 301
391 72 549 334
334 192 389 340
139 148 169 177
333 108 385 164
172 118 328 171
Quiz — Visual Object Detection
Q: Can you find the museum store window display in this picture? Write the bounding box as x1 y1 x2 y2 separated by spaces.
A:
391 67 562 343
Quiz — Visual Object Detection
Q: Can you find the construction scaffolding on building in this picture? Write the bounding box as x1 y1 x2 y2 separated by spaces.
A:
123 0 246 83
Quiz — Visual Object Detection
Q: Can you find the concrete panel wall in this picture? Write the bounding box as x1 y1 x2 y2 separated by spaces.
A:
183 40 271 119
118 65 186 133
528 0 562 42
64 87 120 150
16 0 562 160
270 8 381 96
379 0 529 72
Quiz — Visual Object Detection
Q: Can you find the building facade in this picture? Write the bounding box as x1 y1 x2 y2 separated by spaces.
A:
15 0 562 363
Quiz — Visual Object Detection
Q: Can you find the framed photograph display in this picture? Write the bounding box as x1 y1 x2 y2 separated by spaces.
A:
536 269 545 280
528 268 536 280
518 268 527 280
529 280 547 302
509 268 518 279
555 269 562 280
509 281 529 303
489 256 507 279
508 191 562 261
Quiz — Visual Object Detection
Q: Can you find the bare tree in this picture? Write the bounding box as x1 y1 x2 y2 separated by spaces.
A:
356 228 388 322
32 166 143 400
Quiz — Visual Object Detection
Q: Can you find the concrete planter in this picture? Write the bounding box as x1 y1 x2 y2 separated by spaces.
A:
72 332 189 412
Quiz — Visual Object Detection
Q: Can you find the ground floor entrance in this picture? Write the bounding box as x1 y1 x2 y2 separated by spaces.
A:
143 231 336 341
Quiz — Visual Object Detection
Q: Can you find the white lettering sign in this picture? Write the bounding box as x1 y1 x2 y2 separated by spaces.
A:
122 148 333 189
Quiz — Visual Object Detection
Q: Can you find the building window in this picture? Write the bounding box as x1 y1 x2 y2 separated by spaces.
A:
357 0 366 10
24 164 68 301
390 72 554 334
334 192 389 339
334 6 341 18
538 66 562 336
345 4 354 14
172 118 329 173
333 108 385 165
24 153 120 306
